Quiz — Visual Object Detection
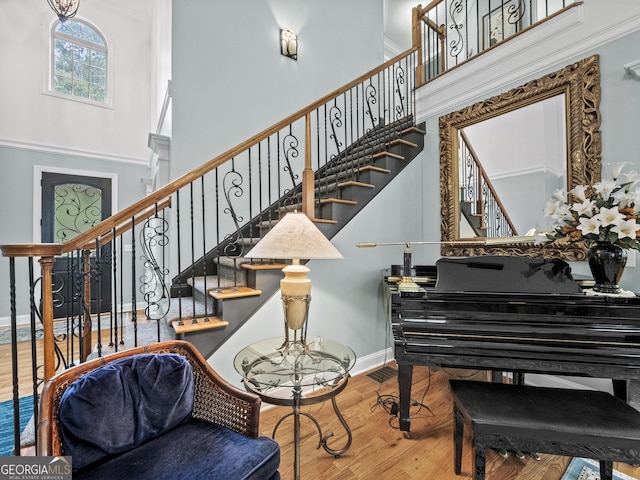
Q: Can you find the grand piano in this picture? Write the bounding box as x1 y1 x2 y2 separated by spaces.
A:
388 255 640 434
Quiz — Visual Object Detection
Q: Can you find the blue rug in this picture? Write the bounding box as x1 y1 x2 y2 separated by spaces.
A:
562 457 638 480
0 396 34 456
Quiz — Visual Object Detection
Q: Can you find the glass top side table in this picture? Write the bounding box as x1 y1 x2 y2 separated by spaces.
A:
234 337 356 480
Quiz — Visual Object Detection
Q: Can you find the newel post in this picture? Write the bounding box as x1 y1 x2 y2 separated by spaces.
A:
38 256 56 382
412 6 424 86
301 113 315 217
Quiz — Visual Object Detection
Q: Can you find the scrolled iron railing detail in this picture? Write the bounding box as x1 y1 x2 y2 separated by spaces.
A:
222 167 246 260
282 126 300 193
364 81 379 130
139 214 170 321
448 0 465 60
394 64 407 119
329 101 344 158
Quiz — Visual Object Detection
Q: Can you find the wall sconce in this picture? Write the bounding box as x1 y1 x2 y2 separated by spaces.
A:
280 29 298 60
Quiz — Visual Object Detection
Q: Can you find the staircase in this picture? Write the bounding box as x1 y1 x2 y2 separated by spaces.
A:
156 117 425 358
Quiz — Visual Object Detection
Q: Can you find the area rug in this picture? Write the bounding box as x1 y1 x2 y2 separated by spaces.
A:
561 457 638 480
0 396 34 456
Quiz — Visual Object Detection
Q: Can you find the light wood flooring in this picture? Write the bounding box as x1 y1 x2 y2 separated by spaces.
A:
258 365 640 480
2 337 640 479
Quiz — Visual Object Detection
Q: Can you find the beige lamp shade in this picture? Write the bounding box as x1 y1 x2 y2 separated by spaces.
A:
245 212 343 260
245 212 342 343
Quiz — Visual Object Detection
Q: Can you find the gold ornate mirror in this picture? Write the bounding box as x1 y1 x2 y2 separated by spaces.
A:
439 55 601 261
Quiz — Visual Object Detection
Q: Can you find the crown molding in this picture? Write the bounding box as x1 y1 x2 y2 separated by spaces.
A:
0 138 148 166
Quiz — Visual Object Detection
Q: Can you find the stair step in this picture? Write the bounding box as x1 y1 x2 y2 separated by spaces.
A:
388 138 418 148
401 125 426 136
208 286 262 300
172 316 229 334
357 165 391 174
241 262 288 271
318 198 358 205
310 217 338 224
338 181 375 189
188 275 238 292
372 151 404 161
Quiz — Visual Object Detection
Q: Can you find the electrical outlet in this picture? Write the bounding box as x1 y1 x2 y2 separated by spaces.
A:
124 244 133 252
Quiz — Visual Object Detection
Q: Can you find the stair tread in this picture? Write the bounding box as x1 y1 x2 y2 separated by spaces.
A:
338 181 375 188
388 138 418 148
172 316 229 334
372 151 404 160
401 125 426 136
318 198 358 205
310 217 338 224
241 262 288 270
209 286 262 300
357 165 391 174
188 275 240 291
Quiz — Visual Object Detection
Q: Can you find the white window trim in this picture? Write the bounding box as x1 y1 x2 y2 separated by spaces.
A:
43 15 115 109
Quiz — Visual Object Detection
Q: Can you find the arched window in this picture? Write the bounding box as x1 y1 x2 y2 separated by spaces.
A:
51 19 108 103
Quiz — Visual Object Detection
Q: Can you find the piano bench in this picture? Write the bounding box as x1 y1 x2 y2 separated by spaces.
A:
448 380 640 480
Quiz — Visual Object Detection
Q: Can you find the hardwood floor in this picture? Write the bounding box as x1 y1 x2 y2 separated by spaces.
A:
258 365 640 480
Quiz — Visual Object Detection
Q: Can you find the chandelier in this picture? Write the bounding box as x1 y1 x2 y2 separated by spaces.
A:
48 0 80 23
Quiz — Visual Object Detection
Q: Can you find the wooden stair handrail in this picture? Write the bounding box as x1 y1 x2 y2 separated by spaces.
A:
1 48 417 260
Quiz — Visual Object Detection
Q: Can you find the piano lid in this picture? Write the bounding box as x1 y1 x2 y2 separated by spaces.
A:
434 256 584 295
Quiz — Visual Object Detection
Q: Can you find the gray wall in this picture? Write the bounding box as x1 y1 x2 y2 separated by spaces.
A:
171 0 386 178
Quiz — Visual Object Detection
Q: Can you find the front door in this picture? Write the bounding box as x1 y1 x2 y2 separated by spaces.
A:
41 172 112 318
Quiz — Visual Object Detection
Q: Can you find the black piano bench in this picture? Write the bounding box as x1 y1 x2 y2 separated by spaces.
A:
448 380 640 480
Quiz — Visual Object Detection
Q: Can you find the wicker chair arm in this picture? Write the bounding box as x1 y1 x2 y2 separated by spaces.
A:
37 340 262 457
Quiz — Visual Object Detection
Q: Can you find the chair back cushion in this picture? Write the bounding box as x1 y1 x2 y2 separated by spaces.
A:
58 353 194 469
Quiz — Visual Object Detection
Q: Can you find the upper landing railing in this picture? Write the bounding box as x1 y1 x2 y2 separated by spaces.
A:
412 0 580 85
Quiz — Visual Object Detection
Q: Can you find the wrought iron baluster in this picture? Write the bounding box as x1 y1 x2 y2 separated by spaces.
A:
176 190 183 325
201 177 209 322
190 182 197 323
27 257 39 454
119 234 124 345
111 227 117 348
222 159 245 290
9 258 21 456
95 238 102 356
130 217 137 346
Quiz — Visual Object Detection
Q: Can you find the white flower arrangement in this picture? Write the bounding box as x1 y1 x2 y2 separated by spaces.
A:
542 163 640 251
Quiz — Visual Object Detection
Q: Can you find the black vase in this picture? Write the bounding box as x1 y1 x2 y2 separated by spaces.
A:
588 242 627 294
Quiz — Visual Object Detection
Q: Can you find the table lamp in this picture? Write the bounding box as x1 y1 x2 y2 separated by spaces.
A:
245 211 343 350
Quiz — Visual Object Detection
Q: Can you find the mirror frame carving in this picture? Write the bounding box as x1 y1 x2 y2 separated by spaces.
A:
439 55 601 261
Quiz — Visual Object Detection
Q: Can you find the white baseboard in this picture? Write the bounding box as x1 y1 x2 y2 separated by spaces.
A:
351 347 395 377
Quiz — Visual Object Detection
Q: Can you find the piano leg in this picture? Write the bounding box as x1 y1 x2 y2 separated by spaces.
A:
398 363 413 436
612 379 628 403
514 371 525 385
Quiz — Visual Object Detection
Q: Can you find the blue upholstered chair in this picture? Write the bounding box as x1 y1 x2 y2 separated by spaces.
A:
38 340 280 480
